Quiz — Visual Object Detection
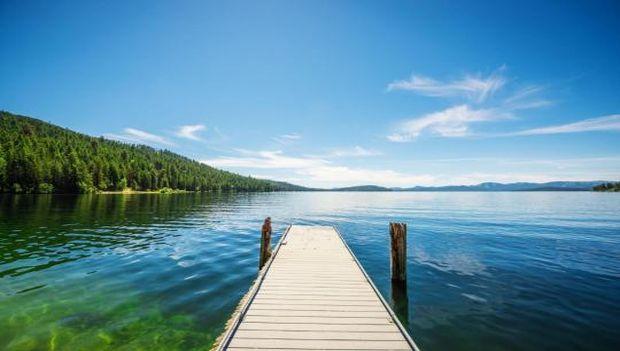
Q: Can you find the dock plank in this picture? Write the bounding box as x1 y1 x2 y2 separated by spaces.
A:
228 339 411 350
237 322 400 332
217 225 419 351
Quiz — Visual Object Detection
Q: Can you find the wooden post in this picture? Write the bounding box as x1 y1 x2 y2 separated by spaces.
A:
389 222 407 282
259 217 272 270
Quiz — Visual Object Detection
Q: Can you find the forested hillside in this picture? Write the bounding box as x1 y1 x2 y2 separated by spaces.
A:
0 111 303 193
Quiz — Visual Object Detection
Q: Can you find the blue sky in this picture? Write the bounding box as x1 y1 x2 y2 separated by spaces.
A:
1 0 619 187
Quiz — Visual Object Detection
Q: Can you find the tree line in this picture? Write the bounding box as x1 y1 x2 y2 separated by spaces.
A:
593 182 620 192
0 111 302 193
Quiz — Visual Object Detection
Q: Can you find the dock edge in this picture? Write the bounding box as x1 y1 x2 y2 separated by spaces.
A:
211 225 292 351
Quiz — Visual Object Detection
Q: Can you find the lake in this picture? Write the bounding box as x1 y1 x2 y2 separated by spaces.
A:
1 192 619 350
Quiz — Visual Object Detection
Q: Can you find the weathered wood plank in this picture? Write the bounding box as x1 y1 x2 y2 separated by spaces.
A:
234 330 404 341
256 289 376 296
225 350 401 351
237 322 400 332
249 304 385 312
228 338 411 350
261 284 371 288
252 298 380 306
246 310 390 318
242 315 391 326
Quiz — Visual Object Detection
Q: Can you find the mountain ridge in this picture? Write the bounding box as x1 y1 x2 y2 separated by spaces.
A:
324 181 611 192
397 181 609 192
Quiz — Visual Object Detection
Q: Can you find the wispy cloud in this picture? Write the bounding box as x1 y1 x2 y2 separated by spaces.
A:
201 149 619 187
503 85 552 110
272 133 302 144
201 149 433 187
104 128 175 146
203 149 326 169
504 85 542 104
175 124 206 141
388 110 620 141
388 105 509 142
324 146 382 158
386 69 558 142
512 114 620 136
299 166 434 187
388 67 506 103
409 156 620 168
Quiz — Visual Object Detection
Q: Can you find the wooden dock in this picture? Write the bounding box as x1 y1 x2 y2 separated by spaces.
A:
216 225 420 351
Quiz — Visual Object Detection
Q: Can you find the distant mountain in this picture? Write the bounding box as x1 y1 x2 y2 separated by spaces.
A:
400 181 609 192
331 185 392 192
321 181 610 192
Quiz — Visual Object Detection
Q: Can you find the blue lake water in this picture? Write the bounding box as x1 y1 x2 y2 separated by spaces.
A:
0 192 619 350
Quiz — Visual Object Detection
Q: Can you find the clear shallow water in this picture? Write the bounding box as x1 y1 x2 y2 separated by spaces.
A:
0 192 619 350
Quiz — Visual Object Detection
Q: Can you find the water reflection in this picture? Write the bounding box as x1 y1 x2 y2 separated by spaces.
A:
0 193 270 350
391 279 410 328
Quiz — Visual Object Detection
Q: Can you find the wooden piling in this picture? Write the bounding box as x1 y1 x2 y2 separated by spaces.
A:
259 217 272 270
391 279 409 328
389 222 407 282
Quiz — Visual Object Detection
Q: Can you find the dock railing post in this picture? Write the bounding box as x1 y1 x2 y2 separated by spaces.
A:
389 222 407 282
259 217 272 270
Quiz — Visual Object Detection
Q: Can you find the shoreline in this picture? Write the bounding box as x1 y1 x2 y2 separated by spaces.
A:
0 189 607 196
99 188 192 194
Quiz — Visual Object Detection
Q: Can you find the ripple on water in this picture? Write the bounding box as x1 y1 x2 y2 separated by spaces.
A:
0 192 619 351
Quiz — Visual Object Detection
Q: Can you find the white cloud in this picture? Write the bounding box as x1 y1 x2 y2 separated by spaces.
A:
446 172 566 185
273 133 302 144
175 124 206 141
416 156 620 168
512 114 620 136
203 149 326 169
386 69 555 140
202 149 619 187
201 149 434 188
124 128 172 144
388 68 506 103
104 128 175 146
299 166 435 187
503 85 552 110
504 85 542 103
281 133 301 140
403 157 620 184
388 105 508 142
387 105 618 141
325 146 382 158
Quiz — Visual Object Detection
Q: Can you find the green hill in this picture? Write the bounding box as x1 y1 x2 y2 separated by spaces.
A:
0 111 305 193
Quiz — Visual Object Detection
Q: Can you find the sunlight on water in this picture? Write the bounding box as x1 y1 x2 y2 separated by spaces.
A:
1 192 619 350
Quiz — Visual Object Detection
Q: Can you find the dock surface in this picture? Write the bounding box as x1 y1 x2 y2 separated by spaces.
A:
217 225 419 351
